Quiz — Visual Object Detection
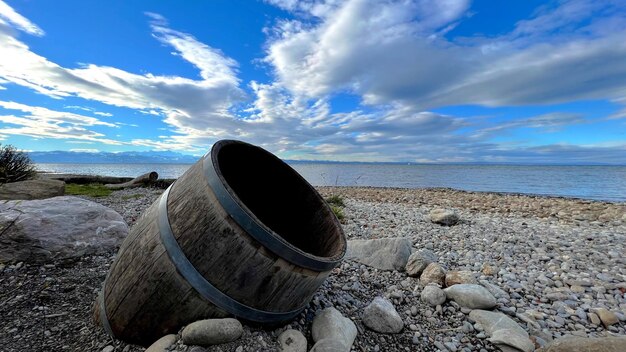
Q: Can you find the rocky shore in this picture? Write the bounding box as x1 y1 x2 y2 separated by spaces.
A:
1 186 624 351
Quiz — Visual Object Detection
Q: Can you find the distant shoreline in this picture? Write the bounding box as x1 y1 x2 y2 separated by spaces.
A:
37 168 626 206
33 160 626 166
35 162 626 203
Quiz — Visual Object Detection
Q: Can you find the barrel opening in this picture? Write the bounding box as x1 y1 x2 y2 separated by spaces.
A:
214 141 345 260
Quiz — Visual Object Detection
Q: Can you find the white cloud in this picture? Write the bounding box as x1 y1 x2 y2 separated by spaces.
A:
471 113 588 138
66 141 95 144
148 15 240 85
0 101 116 127
608 108 626 120
114 122 138 127
64 105 113 117
0 1 624 164
69 148 99 153
264 0 626 108
0 0 44 36
0 101 122 144
509 0 626 41
0 11 246 150
231 0 626 163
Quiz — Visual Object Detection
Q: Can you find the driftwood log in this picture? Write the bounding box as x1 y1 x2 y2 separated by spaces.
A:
93 140 346 346
39 173 133 184
104 172 158 189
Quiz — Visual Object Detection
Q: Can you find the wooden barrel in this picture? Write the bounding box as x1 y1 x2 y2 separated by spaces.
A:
94 140 346 346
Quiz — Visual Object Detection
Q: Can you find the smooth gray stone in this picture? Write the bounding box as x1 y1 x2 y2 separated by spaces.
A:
362 297 403 333
311 307 357 350
145 334 177 352
489 329 535 352
421 285 446 306
479 280 510 299
181 318 243 346
444 284 497 309
469 310 533 352
345 238 412 271
469 310 529 337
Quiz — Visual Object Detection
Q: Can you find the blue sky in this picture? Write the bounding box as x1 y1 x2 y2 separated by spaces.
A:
0 0 625 163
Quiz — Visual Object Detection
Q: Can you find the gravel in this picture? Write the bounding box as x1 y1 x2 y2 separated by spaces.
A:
1 186 624 351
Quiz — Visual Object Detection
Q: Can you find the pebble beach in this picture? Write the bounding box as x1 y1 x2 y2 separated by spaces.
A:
1 186 625 351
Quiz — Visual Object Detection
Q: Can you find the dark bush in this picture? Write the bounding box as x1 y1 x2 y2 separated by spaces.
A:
0 144 36 183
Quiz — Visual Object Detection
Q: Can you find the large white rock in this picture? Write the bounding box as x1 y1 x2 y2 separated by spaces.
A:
311 307 357 351
362 297 403 333
444 284 497 309
345 238 412 271
0 179 65 200
0 196 128 263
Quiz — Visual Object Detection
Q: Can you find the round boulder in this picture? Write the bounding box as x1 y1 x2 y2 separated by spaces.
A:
420 285 446 306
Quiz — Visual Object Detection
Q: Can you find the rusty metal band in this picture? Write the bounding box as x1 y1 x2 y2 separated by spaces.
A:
202 155 340 272
98 286 115 337
157 184 304 323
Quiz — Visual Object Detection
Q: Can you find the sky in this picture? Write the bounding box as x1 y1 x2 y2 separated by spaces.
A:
0 0 625 164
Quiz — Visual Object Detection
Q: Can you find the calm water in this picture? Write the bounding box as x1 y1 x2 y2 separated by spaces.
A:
36 163 626 202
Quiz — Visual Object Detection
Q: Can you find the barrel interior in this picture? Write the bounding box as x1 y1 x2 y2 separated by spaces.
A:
215 142 344 260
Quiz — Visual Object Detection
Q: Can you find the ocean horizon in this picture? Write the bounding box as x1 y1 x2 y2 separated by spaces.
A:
36 162 626 203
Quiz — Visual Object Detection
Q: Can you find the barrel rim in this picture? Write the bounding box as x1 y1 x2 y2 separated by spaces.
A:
208 139 347 270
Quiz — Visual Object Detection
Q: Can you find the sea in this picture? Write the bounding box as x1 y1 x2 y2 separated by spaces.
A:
35 163 626 202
